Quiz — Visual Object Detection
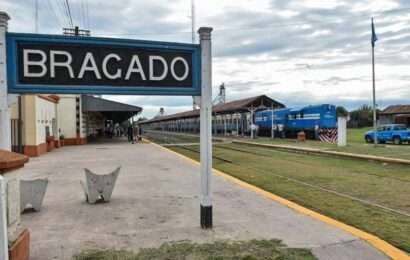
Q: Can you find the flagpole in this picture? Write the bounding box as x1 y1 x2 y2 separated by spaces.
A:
371 18 377 146
372 42 377 146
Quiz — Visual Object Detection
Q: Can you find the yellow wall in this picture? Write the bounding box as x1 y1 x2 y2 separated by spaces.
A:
57 95 78 139
22 95 36 146
35 96 57 144
21 95 56 146
57 95 86 139
10 102 19 120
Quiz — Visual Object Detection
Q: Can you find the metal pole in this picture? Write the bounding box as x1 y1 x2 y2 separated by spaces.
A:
34 0 38 33
191 0 196 44
0 176 9 260
131 113 135 144
372 43 377 146
0 12 11 151
224 115 227 136
18 96 23 153
236 114 239 136
198 27 213 229
271 105 274 139
191 1 200 111
250 107 254 139
241 114 244 136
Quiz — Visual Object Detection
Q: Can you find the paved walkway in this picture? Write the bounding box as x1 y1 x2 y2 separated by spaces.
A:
16 141 388 260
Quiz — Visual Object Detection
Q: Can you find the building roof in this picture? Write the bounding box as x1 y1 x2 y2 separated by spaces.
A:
139 95 284 124
212 95 284 113
82 95 142 113
381 105 410 115
82 95 142 123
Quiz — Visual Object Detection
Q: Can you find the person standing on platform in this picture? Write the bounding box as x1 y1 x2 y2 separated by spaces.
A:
127 124 133 143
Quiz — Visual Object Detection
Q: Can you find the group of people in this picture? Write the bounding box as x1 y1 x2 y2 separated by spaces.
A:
103 121 141 143
127 124 142 143
104 123 125 138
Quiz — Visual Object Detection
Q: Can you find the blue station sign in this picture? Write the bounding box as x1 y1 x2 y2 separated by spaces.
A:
6 33 201 95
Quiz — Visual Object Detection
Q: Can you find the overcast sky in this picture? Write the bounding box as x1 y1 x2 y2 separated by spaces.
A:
3 0 410 118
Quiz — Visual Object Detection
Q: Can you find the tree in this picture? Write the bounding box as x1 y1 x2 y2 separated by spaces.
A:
336 106 348 117
348 104 380 128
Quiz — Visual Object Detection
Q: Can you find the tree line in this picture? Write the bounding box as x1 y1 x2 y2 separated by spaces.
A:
336 105 380 128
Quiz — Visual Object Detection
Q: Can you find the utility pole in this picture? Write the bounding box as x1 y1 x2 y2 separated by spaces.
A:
191 0 196 44
62 25 92 144
191 0 201 110
34 0 38 33
63 26 90 36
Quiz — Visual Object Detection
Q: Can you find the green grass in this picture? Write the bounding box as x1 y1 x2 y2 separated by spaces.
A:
251 128 410 161
162 142 410 253
74 240 316 260
348 127 373 143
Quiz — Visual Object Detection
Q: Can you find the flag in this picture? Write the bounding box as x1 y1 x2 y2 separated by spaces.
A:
371 18 378 47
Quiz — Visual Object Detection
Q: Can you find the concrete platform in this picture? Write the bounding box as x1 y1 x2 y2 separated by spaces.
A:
16 141 389 260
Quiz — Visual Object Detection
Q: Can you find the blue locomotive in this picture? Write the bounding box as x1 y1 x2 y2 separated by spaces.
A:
255 104 337 139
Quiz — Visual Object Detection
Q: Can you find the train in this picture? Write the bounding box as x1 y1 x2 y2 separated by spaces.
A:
255 104 337 139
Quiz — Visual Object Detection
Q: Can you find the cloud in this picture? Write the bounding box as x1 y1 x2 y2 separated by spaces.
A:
305 76 369 86
3 0 410 118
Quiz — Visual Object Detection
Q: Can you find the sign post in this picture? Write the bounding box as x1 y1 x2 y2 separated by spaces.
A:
0 12 11 151
198 27 213 229
2 14 213 230
0 13 10 260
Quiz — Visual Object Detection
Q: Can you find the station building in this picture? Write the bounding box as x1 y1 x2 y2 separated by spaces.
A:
139 95 284 136
10 95 141 157
379 105 410 127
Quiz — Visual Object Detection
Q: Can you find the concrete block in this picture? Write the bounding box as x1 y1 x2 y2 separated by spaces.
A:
20 179 48 213
2 170 21 241
81 167 120 203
